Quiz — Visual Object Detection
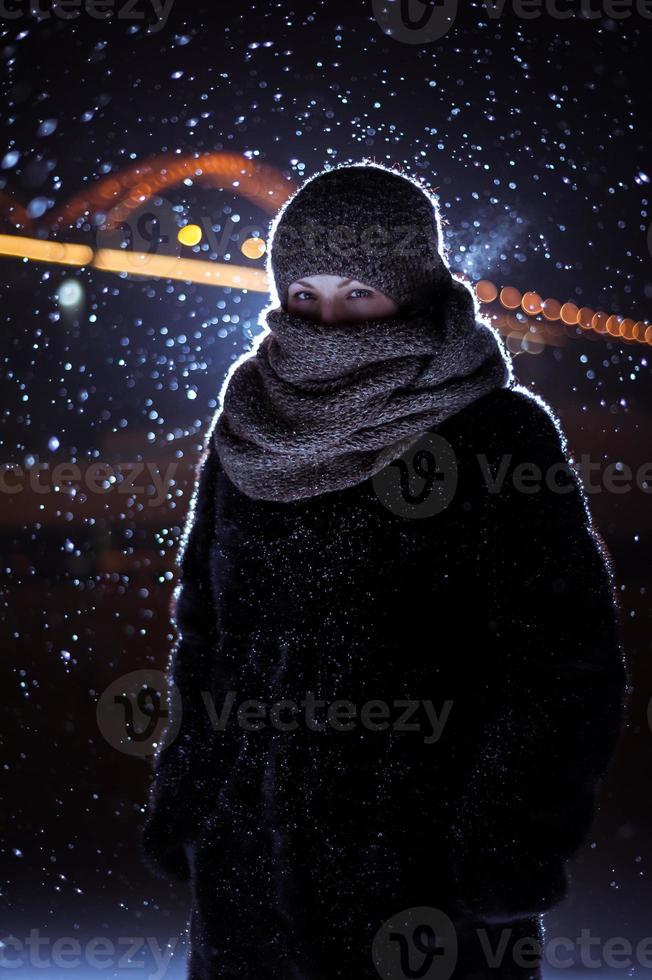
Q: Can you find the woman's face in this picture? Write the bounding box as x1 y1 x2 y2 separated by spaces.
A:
286 275 400 324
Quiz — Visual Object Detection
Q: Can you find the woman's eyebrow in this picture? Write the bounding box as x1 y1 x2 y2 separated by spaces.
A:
293 278 357 289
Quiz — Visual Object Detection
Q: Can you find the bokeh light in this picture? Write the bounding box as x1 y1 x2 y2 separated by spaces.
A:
560 302 579 325
56 279 84 308
475 279 498 303
521 291 543 316
241 236 266 259
500 286 522 310
178 224 202 247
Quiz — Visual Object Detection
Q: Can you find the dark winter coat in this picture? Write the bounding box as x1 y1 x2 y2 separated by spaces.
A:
141 383 627 980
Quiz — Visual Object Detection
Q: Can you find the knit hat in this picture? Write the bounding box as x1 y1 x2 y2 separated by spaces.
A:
268 162 452 311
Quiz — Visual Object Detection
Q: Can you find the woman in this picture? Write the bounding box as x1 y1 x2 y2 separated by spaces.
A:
141 163 627 979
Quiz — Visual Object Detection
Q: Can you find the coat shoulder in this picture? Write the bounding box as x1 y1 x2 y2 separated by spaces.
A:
438 382 570 462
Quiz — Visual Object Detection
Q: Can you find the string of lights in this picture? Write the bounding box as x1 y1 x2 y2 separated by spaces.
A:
1 153 648 348
0 231 649 348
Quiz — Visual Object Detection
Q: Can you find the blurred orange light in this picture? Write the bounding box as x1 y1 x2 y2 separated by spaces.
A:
0 224 648 348
475 279 498 304
99 180 121 201
500 286 522 310
542 298 561 321
560 302 579 325
93 248 268 290
521 291 543 315
619 318 636 340
241 237 266 260
577 307 595 330
592 312 609 334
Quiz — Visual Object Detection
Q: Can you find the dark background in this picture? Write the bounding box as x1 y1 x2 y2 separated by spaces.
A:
1 1 650 976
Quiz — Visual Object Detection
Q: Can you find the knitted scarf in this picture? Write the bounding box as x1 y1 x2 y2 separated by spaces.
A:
213 278 513 503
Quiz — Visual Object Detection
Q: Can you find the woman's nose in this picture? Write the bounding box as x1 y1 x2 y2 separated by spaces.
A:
318 301 344 325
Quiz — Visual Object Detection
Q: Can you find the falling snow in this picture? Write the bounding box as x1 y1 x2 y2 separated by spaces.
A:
0 0 649 966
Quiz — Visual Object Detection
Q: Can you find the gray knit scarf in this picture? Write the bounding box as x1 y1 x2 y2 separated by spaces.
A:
213 278 513 503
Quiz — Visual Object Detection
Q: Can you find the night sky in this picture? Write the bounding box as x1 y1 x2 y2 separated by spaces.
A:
1 1 651 976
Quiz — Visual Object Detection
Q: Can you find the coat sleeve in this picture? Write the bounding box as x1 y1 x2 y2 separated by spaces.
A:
139 435 221 884
445 390 629 924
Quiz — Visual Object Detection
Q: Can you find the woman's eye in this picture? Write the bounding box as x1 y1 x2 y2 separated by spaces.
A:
348 289 373 300
293 291 316 301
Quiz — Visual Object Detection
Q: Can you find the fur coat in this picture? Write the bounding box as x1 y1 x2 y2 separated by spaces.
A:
140 383 627 979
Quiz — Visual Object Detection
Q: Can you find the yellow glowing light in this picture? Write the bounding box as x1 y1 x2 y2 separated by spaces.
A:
92 249 268 290
0 234 93 267
0 231 648 347
241 236 267 260
178 224 202 247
